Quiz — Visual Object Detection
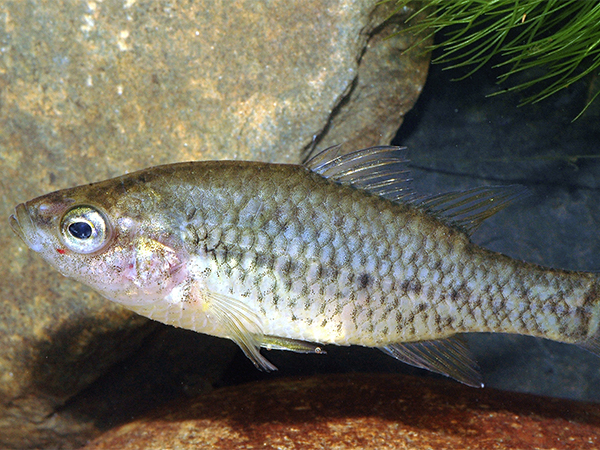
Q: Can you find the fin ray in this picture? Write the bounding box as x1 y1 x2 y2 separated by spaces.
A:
577 325 600 356
305 145 416 203
380 336 484 388
207 291 277 371
305 146 527 228
417 185 529 235
261 335 326 354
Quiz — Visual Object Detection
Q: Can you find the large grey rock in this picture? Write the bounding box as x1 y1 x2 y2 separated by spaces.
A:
0 0 430 448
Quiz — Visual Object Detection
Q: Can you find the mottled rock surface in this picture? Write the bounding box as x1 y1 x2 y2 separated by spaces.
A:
82 373 600 450
0 0 429 448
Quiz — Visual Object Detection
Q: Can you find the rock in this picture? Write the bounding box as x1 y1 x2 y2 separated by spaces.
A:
0 0 430 448
82 373 600 450
317 13 429 151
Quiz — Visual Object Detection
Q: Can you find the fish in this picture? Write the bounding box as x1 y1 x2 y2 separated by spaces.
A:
9 145 600 387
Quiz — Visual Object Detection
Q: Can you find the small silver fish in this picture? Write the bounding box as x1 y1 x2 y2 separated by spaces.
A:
9 146 600 387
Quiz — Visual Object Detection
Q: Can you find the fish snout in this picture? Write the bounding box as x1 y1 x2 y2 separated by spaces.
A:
10 203 44 252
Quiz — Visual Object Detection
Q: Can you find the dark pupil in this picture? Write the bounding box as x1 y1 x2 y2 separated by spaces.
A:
68 221 93 239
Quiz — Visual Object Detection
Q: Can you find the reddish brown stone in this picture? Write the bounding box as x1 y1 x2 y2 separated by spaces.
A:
83 373 600 450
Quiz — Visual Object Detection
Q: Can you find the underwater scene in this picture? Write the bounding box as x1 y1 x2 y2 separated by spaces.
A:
395 58 600 402
1 1 600 448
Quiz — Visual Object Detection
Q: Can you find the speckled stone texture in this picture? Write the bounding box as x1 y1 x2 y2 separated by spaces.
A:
82 373 600 450
0 1 430 448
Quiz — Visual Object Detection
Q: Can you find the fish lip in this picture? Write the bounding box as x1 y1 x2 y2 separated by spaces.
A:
10 203 43 252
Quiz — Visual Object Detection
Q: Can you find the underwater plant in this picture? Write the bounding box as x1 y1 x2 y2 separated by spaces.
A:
394 0 600 118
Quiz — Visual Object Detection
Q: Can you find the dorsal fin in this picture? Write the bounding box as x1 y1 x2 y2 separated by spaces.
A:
416 185 529 235
306 145 527 235
305 145 416 203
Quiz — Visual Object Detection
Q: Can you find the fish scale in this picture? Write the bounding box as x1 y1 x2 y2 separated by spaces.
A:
158 161 594 346
9 146 600 387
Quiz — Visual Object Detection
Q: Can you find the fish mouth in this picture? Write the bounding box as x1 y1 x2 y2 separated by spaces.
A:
10 203 44 252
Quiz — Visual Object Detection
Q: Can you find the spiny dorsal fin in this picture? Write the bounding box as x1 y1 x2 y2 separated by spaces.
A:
306 145 527 236
380 336 484 388
305 145 416 203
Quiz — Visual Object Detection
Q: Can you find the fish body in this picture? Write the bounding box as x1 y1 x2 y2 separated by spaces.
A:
9 146 600 386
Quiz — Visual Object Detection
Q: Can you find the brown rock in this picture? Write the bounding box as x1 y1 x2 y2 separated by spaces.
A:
82 373 600 450
0 0 429 448
318 12 429 151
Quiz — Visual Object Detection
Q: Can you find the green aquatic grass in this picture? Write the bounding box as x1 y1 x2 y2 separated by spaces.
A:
393 0 600 118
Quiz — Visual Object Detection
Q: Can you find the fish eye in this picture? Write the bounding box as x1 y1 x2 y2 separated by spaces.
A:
60 206 111 254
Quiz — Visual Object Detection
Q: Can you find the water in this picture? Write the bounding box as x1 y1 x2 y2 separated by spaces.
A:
394 60 600 402
219 59 600 403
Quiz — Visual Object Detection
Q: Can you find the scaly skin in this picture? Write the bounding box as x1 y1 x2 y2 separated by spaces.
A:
11 159 600 352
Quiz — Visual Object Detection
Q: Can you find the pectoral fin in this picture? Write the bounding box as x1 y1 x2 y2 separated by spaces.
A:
207 291 277 371
380 336 483 388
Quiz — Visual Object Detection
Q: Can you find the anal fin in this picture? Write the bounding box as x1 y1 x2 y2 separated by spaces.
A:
576 324 600 357
380 336 483 388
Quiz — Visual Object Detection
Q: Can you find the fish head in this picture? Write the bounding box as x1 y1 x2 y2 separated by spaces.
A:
9 183 188 307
